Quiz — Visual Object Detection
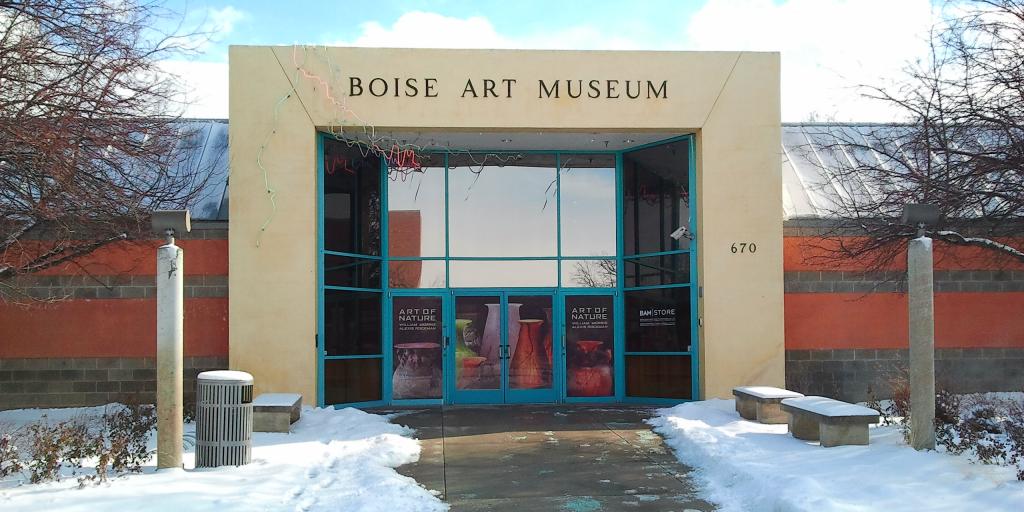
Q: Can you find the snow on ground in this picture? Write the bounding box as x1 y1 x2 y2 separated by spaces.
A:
650 399 1024 512
0 406 447 512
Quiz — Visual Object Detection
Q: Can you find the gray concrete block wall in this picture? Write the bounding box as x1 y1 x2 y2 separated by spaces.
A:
0 356 227 410
786 348 1024 402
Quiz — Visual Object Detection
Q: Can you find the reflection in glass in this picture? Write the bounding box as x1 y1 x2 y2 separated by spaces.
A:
449 260 557 288
388 260 446 288
565 295 615 397
625 287 691 352
624 253 689 288
324 255 381 289
448 153 557 257
324 290 382 356
324 358 382 404
391 296 443 399
508 295 553 390
626 355 692 399
323 139 380 255
559 154 616 257
387 157 445 257
562 259 616 288
623 139 690 256
454 295 501 390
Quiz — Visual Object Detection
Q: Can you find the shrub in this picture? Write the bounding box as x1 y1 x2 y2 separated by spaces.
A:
0 432 23 479
103 403 156 475
26 418 95 483
6 403 158 486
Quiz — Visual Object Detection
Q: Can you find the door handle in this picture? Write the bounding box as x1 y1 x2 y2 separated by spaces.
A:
443 335 450 350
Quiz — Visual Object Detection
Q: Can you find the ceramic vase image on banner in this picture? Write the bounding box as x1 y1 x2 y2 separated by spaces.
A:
392 342 442 399
480 303 523 364
510 319 547 388
480 304 501 365
567 340 613 396
455 318 486 388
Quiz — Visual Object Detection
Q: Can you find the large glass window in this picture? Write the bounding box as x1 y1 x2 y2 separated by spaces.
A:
622 138 696 401
324 139 381 256
559 154 616 257
624 287 691 353
447 153 557 257
321 138 384 406
323 290 382 356
387 154 445 257
623 139 690 255
320 135 698 406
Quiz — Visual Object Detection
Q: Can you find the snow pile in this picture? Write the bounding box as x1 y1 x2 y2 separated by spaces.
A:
649 399 1023 512
0 406 446 512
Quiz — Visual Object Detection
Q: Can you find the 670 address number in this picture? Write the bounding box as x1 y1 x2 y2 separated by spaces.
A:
730 242 757 254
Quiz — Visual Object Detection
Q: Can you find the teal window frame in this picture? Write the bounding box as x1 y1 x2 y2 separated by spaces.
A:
317 133 699 408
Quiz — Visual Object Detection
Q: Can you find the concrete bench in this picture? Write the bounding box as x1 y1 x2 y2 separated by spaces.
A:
780 396 880 447
732 386 804 424
253 393 302 433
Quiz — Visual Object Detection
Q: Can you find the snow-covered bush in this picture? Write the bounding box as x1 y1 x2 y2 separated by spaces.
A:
869 375 1024 480
4 403 158 486
0 433 23 478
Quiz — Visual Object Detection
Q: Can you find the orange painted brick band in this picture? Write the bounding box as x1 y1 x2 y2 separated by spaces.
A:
0 298 228 358
785 292 1024 349
784 237 1024 272
1 239 228 277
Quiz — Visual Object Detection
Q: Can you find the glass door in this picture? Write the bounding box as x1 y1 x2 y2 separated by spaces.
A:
450 291 557 404
451 293 503 404
389 294 446 403
506 293 557 403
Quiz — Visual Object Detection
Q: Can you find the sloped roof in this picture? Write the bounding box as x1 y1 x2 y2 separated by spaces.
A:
178 119 228 221
186 120 896 221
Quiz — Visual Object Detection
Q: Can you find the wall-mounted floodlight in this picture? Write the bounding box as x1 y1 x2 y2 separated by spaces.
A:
901 204 940 237
151 210 191 243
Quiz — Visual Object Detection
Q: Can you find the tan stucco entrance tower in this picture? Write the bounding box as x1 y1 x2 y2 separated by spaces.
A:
228 46 783 405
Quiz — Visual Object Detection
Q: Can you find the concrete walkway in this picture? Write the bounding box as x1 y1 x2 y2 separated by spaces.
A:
381 406 714 511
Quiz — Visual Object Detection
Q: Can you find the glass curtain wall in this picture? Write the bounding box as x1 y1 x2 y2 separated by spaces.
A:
622 138 697 400
321 134 696 406
321 139 384 405
385 152 617 289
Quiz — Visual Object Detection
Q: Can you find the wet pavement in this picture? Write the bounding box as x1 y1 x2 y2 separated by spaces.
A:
377 405 714 512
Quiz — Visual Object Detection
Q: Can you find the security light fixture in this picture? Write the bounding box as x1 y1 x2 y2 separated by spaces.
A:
151 210 191 243
901 204 940 237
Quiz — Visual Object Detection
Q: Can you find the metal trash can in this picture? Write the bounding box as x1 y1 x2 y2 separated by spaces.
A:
195 370 253 468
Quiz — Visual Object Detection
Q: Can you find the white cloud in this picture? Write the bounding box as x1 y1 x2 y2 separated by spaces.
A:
685 0 936 121
160 60 228 119
172 2 941 120
207 5 246 35
334 11 644 50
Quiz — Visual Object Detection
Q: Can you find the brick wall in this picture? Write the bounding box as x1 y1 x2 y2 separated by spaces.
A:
0 356 227 410
786 348 1024 402
784 227 1024 402
0 224 229 410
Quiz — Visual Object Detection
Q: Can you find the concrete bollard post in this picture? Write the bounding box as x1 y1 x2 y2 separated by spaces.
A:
908 236 936 451
156 236 184 469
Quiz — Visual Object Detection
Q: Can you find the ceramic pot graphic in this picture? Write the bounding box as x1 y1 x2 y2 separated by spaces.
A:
507 303 522 356
454 318 476 377
567 340 613 396
542 307 553 361
510 319 546 389
392 342 441 398
480 304 501 365
458 356 487 389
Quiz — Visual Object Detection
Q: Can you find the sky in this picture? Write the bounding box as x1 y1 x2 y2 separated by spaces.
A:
161 0 942 121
